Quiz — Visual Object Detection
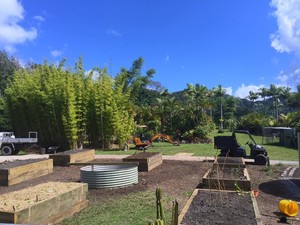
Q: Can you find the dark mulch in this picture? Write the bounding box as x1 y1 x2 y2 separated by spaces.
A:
293 167 300 178
181 191 257 225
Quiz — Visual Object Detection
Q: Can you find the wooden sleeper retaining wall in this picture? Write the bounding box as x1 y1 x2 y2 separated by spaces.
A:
0 159 53 186
49 149 95 166
123 152 162 171
0 182 88 224
202 167 251 191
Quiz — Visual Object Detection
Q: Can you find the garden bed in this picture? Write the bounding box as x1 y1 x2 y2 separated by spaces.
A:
0 182 88 224
122 152 162 171
180 189 261 225
202 166 251 191
0 159 53 186
49 149 95 166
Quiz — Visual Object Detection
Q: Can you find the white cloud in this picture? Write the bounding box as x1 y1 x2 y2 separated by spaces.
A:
224 86 233 96
105 29 122 37
276 68 300 91
234 84 265 99
33 15 45 23
165 55 170 62
270 0 300 55
0 0 37 53
277 70 288 82
51 50 62 57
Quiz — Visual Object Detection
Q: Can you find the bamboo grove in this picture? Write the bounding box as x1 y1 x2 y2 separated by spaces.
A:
4 58 137 149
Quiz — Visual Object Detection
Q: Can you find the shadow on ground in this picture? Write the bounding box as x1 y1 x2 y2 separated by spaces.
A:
259 179 300 201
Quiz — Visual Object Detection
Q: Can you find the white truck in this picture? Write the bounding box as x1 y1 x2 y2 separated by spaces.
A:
0 132 38 156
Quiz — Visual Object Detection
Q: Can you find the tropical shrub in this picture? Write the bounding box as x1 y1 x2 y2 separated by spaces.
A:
236 112 276 134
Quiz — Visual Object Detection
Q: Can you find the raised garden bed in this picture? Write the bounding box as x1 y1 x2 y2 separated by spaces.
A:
202 166 251 191
0 182 88 224
213 157 246 168
123 152 162 171
49 149 95 166
180 189 261 225
0 159 53 186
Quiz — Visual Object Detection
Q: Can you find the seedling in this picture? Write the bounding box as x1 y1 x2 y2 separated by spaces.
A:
234 182 249 196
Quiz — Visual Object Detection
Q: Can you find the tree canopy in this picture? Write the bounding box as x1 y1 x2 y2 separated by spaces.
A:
1 53 299 149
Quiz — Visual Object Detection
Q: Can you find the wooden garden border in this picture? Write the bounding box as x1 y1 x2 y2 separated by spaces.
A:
202 167 251 191
0 159 53 186
0 182 88 224
49 149 95 166
123 152 162 171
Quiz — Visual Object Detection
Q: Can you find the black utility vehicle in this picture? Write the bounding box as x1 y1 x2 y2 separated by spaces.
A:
214 130 269 165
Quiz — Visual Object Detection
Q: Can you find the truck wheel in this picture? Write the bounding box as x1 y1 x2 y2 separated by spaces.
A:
1 146 13 156
254 154 267 165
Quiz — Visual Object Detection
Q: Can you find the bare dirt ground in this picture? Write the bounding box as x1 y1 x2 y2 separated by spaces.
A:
0 158 299 225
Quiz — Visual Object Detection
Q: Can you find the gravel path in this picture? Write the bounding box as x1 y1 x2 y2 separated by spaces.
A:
1 154 298 166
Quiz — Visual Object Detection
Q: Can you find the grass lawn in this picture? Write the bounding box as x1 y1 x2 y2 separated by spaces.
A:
97 130 299 161
59 191 173 225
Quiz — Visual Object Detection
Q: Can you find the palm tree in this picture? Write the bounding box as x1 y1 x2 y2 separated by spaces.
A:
287 85 300 109
268 84 283 121
184 83 211 127
258 87 269 115
212 85 226 130
280 86 291 114
248 91 258 112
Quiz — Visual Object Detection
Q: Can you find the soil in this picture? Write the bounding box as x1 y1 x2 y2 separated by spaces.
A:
0 158 299 225
181 191 257 225
0 159 47 169
207 167 247 180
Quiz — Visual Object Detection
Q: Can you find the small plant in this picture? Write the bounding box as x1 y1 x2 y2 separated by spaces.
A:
263 165 273 176
263 163 285 178
234 182 248 196
149 187 179 225
171 200 179 225
183 191 192 198
156 187 165 224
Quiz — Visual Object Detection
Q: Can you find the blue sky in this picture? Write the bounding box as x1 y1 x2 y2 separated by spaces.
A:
0 0 299 98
